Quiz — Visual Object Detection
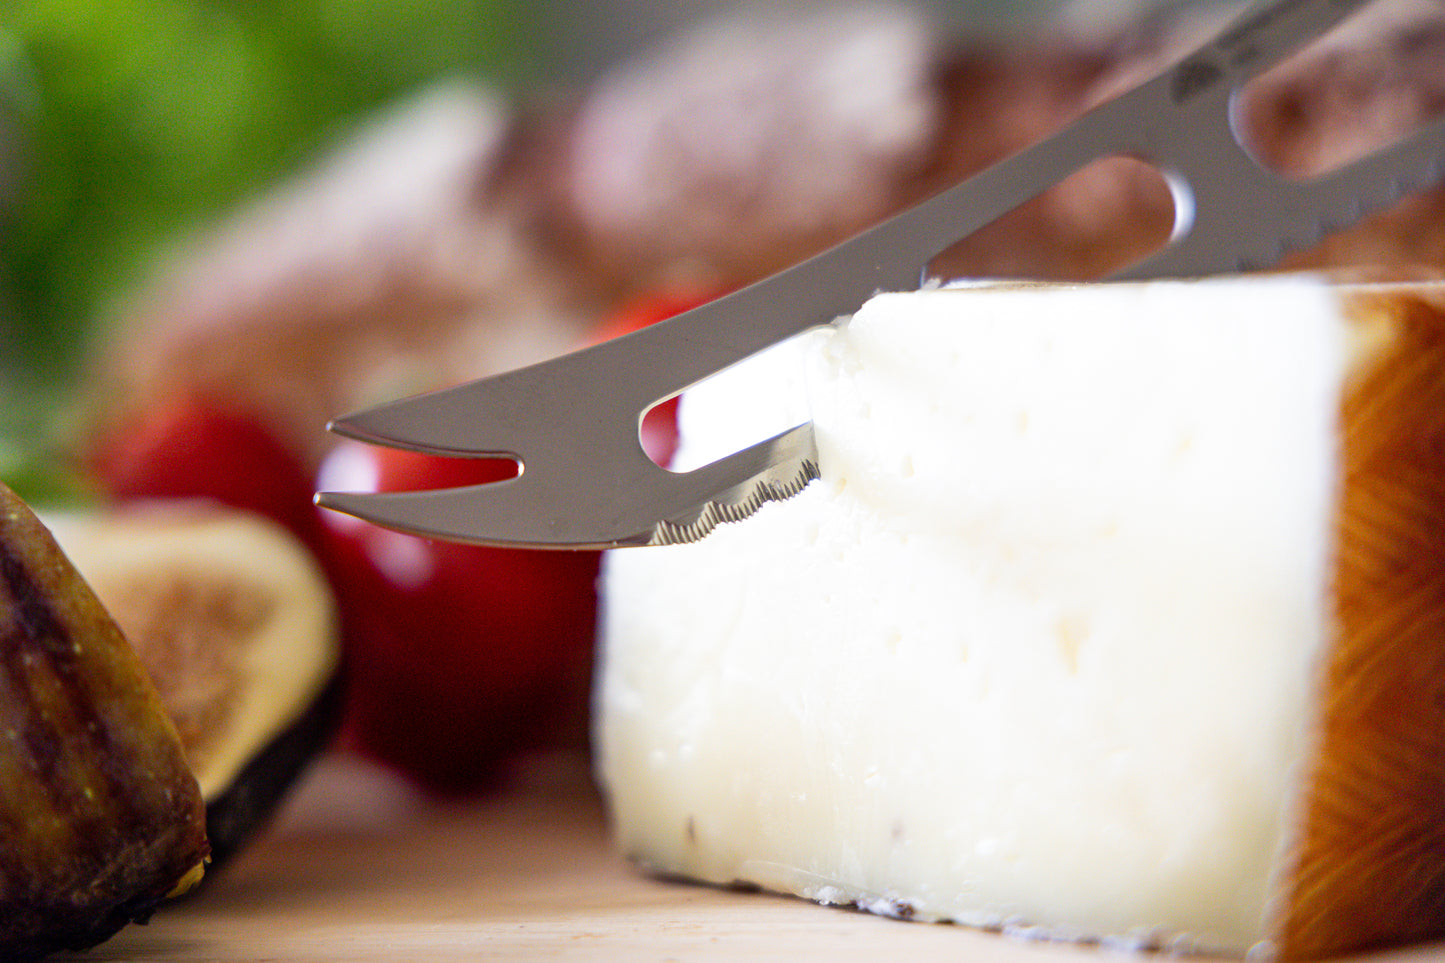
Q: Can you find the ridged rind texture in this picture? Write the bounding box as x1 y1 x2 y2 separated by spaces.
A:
1281 289 1445 960
0 484 209 961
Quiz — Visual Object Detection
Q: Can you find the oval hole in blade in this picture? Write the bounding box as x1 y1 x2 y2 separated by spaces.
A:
590 284 736 471
1228 6 1445 276
1232 7 1445 181
925 154 1178 283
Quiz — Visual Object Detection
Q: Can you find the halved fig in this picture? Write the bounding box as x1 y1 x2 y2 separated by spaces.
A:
0 482 210 962
46 503 343 866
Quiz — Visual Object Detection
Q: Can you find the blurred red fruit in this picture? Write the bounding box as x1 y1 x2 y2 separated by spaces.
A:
84 394 325 552
81 286 723 795
86 393 600 795
317 442 600 794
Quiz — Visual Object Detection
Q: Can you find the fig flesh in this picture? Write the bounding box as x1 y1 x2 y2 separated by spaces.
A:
48 504 343 866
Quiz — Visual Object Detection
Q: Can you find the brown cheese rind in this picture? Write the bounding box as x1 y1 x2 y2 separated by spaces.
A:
0 483 209 961
1282 288 1445 960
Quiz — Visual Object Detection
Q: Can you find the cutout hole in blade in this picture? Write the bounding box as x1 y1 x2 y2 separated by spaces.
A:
1232 2 1445 180
589 284 736 471
925 155 1178 283
639 398 681 469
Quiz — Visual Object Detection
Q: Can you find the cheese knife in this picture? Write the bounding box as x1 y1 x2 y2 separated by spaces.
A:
316 0 1445 549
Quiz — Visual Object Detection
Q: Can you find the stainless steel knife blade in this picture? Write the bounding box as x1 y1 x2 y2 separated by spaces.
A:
317 0 1445 549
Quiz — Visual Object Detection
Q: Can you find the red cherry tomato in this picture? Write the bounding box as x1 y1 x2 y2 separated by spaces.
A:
85 394 326 554
84 287 724 794
86 393 598 794
325 286 725 790
318 441 599 794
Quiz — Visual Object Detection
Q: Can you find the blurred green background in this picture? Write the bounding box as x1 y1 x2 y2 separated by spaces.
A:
0 0 540 439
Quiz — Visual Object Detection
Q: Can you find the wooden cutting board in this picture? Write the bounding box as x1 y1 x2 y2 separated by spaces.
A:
53 752 1445 963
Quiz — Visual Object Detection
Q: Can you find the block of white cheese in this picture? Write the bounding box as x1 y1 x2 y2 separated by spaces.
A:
595 276 1445 960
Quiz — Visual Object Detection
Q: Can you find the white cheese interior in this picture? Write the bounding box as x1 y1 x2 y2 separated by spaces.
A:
597 277 1351 953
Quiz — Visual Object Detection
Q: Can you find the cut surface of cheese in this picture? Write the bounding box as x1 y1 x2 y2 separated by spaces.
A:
595 276 1445 959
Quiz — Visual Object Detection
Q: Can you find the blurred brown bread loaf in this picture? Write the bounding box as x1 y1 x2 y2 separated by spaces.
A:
84 1 1445 462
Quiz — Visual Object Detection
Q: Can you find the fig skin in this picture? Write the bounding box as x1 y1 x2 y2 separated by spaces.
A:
0 482 210 961
202 671 343 868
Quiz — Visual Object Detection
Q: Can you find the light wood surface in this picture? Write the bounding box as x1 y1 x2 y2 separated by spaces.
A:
54 752 1445 963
